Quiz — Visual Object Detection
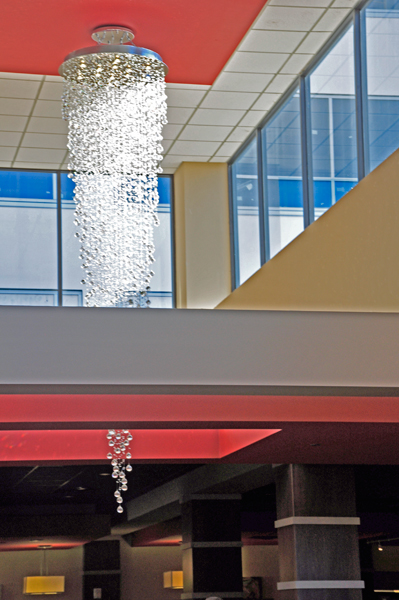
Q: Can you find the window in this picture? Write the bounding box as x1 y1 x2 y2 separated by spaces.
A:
230 137 261 286
0 170 174 307
365 0 399 171
309 25 358 219
262 90 304 258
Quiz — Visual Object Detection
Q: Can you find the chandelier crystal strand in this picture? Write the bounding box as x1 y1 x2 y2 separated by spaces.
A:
61 37 167 307
106 429 133 513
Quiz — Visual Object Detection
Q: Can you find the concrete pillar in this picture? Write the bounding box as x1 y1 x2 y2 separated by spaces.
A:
181 494 243 600
274 465 363 600
174 162 231 308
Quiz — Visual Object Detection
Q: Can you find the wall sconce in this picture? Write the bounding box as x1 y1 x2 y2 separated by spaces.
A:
163 571 183 590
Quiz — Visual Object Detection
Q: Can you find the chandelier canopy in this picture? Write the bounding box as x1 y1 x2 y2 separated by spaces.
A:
60 26 168 307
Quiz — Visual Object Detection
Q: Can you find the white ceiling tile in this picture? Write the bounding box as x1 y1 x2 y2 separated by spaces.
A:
226 127 254 142
21 132 68 149
166 89 207 107
189 109 246 126
212 72 273 92
169 140 220 155
331 0 357 7
0 161 12 167
238 111 266 126
0 132 22 146
166 155 210 162
27 116 68 134
44 75 64 82
200 91 259 110
39 82 64 101
0 72 43 81
178 125 232 142
0 98 34 116
254 6 324 31
161 140 173 152
239 30 306 53
161 157 184 168
32 100 62 118
13 162 61 169
214 142 242 157
0 115 28 132
225 52 290 74
0 147 16 160
209 157 230 162
280 53 314 73
267 0 331 7
295 31 332 53
0 79 41 99
265 74 297 93
161 168 177 174
312 9 350 31
251 92 281 111
166 107 195 124
163 123 184 139
166 83 210 91
15 148 65 163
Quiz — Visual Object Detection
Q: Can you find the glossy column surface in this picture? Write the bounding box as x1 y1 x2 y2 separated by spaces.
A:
181 495 243 600
275 465 362 600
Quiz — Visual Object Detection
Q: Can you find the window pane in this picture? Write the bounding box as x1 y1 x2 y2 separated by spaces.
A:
309 26 358 219
263 90 304 259
0 171 58 305
61 173 173 307
231 137 261 286
365 0 399 170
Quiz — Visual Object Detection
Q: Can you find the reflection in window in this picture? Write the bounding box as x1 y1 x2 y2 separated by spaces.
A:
0 170 174 308
262 91 304 258
231 137 261 286
365 0 399 170
0 171 58 305
309 26 358 219
61 173 173 308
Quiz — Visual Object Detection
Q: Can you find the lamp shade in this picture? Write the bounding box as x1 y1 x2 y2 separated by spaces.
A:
163 571 183 589
23 576 65 595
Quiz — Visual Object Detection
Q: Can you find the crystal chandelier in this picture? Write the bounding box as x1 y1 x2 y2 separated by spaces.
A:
107 429 133 513
60 26 168 307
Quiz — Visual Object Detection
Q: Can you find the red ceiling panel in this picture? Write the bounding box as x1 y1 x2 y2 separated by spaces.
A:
0 0 267 83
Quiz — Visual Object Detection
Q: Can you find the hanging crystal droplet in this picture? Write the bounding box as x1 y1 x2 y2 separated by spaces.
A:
104 428 133 512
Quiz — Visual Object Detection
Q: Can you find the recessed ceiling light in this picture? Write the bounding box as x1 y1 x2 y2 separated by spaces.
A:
99 472 110 476
76 487 86 491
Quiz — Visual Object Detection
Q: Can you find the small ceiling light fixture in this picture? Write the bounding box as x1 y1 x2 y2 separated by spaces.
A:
60 26 168 307
107 429 133 513
378 543 384 551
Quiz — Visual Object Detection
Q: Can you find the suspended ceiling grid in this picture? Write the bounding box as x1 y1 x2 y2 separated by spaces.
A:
0 0 357 173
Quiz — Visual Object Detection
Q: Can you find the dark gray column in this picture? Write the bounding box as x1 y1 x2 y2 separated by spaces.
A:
274 465 363 600
181 494 243 600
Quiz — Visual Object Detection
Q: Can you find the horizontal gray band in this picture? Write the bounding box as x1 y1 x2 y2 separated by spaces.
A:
181 542 243 550
181 593 244 599
277 581 365 590
275 517 360 528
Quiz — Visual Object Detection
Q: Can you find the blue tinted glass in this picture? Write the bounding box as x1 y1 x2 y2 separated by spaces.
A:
267 179 303 208
333 98 357 178
314 180 332 209
158 176 171 204
0 171 53 199
60 173 75 200
334 180 356 201
263 91 304 259
366 0 399 170
231 137 261 285
310 97 330 178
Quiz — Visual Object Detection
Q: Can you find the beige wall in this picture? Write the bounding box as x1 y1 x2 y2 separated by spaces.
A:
174 162 231 309
0 547 82 600
242 545 279 600
120 542 182 600
218 148 399 312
